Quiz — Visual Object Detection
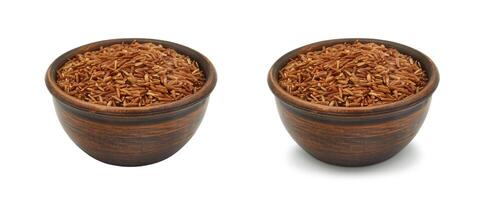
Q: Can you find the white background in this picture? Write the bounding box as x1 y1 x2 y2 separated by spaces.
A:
1 0 477 199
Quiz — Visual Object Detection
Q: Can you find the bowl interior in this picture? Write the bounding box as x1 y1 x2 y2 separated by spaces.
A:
46 38 217 115
268 38 439 116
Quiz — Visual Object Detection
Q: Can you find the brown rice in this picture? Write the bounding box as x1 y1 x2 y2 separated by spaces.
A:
278 41 428 107
56 42 205 107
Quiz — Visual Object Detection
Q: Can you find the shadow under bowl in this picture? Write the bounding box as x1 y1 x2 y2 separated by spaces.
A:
45 38 217 166
268 38 439 167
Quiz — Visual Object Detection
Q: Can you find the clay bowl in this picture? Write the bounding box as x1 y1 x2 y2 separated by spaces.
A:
45 38 217 166
268 38 439 167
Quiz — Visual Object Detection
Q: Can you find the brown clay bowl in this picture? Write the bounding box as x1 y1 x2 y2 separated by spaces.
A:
268 38 439 167
45 38 217 166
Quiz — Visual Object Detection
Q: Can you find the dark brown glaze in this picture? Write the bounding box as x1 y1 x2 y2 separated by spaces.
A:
268 38 439 167
46 38 217 166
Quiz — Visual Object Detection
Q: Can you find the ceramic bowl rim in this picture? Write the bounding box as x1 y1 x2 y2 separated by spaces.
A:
268 38 439 116
45 38 217 115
